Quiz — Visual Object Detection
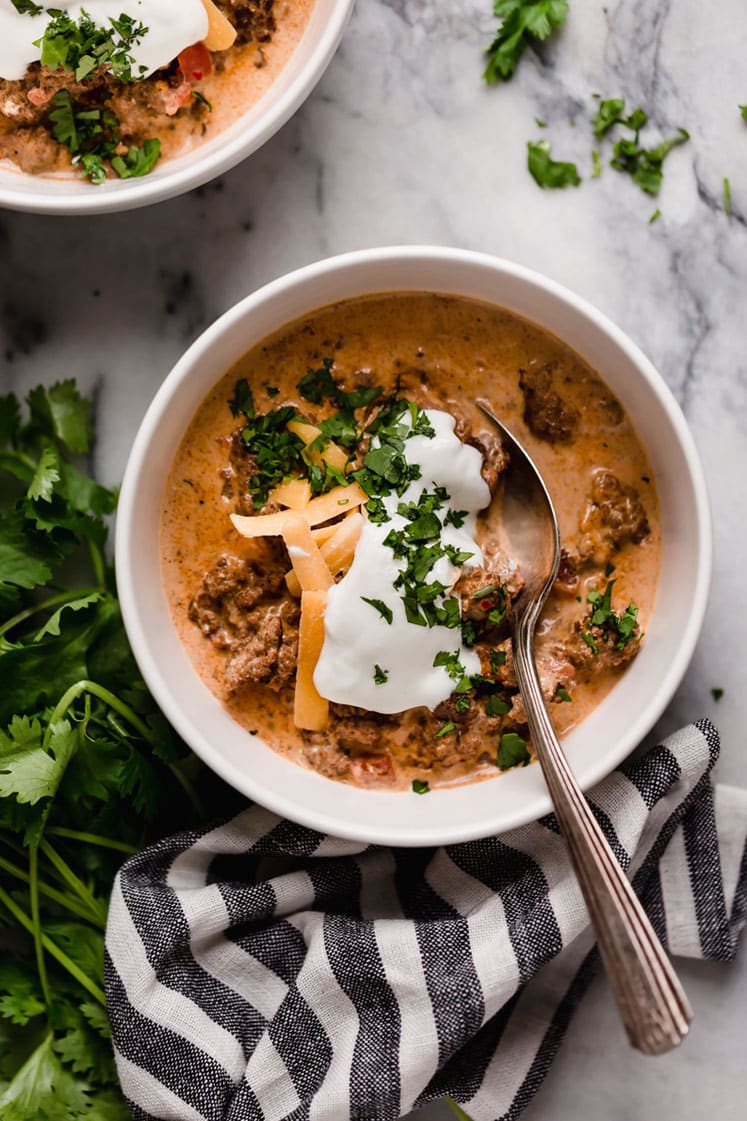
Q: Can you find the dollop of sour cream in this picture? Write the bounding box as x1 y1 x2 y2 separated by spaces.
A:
0 0 208 82
314 409 492 715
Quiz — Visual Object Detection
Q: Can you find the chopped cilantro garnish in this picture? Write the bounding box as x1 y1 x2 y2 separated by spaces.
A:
485 694 511 716
373 664 389 685
229 378 255 418
48 89 160 184
434 722 457 739
724 177 731 217
555 686 572 702
412 779 430 794
741 106 747 122
586 581 639 649
361 597 393 625
36 9 147 82
460 619 477 647
454 695 472 713
490 648 507 671
591 148 602 178
649 208 661 224
497 732 530 769
581 631 599 655
444 509 468 528
604 562 616 577
237 403 305 506
484 0 569 85
297 357 337 404
528 141 581 189
711 687 724 702
471 583 503 599
434 650 472 694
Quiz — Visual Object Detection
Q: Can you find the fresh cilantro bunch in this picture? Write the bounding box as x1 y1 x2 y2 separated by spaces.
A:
484 0 569 84
0 382 234 1119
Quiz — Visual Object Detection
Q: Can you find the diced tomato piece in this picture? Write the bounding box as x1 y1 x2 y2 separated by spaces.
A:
350 754 396 786
178 42 213 83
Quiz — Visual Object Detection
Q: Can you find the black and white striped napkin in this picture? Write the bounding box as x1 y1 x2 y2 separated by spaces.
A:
105 719 746 1121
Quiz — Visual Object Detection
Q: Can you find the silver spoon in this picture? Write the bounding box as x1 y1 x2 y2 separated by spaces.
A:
477 399 692 1055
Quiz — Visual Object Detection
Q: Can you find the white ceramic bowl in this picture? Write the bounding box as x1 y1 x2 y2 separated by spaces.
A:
0 0 353 215
116 247 712 846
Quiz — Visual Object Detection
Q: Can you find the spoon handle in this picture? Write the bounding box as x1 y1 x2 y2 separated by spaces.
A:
512 622 692 1055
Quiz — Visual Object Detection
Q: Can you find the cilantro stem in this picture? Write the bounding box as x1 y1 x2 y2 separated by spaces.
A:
44 679 156 750
0 587 99 639
44 679 207 816
39 838 106 925
29 843 52 1007
88 538 106 588
0 884 106 1006
0 853 105 927
45 826 138 855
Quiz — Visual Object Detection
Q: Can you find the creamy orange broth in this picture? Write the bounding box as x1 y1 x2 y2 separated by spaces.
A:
163 0 315 161
161 293 660 788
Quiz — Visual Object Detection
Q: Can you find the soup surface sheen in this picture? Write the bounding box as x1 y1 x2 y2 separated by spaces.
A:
161 293 660 791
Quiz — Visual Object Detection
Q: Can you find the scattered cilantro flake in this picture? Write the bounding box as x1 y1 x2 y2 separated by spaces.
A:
527 141 581 189
373 664 388 685
497 732 530 769
740 106 747 121
412 779 430 794
649 208 661 224
711 687 724 702
610 127 689 196
591 148 602 178
724 177 731 217
361 597 393 625
581 631 599 655
555 686 572 702
484 0 569 85
434 722 457 739
490 648 507 671
535 117 547 128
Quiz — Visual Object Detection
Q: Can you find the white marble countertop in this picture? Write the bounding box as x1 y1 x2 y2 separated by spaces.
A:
1 0 745 1117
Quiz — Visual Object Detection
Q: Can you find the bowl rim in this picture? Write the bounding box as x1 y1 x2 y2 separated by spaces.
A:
0 0 354 216
116 245 713 844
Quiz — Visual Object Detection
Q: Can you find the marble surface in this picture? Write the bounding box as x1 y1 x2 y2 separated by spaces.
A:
1 0 745 1117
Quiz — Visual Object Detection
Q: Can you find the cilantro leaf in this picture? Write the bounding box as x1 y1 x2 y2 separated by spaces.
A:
110 138 161 180
527 140 581 188
360 596 393 624
497 731 530 769
0 720 77 806
27 447 60 503
412 779 430 794
27 380 92 454
484 0 569 84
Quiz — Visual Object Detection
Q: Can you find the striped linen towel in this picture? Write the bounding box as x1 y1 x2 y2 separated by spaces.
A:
105 719 746 1121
